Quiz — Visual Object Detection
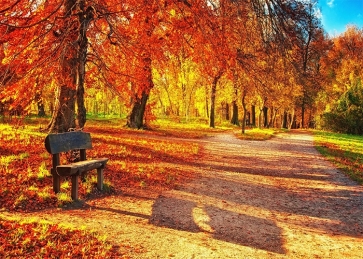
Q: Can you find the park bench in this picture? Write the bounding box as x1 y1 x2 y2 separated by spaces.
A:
44 131 108 200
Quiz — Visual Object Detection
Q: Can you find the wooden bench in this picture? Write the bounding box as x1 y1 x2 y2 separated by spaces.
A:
44 131 108 200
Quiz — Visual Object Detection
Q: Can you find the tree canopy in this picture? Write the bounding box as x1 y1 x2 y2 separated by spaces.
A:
0 0 362 134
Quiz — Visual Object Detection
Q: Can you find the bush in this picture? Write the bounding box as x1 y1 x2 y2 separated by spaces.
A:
322 79 363 135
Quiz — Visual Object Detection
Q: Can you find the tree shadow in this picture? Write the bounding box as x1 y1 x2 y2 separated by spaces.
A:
205 205 286 254
149 196 200 232
185 174 363 238
148 194 286 254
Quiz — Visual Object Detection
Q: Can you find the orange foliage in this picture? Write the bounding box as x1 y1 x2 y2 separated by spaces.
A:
0 121 200 212
0 219 122 258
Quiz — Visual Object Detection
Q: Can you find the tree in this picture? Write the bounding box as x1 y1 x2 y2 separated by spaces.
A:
0 1 120 132
321 26 363 133
289 0 326 128
48 0 96 132
323 79 363 134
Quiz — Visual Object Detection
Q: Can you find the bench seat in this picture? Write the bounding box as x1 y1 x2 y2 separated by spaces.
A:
56 158 108 176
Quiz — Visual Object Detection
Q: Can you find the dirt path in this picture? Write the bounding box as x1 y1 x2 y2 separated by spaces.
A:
3 131 363 258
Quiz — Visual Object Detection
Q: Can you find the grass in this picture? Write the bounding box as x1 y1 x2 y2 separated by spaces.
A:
313 130 363 184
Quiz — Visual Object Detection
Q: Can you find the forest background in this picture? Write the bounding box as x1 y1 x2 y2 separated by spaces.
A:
0 0 363 134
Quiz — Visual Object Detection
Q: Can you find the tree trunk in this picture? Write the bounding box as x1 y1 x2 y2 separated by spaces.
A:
47 0 93 133
251 105 256 126
231 101 239 126
263 106 268 128
241 89 247 134
48 0 78 133
301 100 305 129
289 109 296 129
182 82 187 119
127 2 154 129
268 107 274 128
258 108 262 129
127 91 149 129
209 73 222 128
209 80 216 128
76 3 94 128
225 103 230 120
127 53 153 129
282 111 288 129
47 85 76 133
231 70 239 126
205 93 209 119
35 92 46 117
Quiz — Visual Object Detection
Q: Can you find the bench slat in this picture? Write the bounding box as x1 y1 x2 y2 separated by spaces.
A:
45 131 92 154
56 158 108 176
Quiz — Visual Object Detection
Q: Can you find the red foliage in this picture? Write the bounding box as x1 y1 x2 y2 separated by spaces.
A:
0 219 123 258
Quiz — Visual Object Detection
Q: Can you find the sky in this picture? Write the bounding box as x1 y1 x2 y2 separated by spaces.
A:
317 0 363 36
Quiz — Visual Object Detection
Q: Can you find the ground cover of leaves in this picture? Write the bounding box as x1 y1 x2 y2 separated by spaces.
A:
1 128 363 258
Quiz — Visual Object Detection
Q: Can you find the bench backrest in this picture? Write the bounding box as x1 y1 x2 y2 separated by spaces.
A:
45 131 92 154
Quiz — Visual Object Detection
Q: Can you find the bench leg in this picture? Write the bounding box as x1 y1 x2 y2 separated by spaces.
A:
71 175 79 200
52 170 60 194
97 168 104 190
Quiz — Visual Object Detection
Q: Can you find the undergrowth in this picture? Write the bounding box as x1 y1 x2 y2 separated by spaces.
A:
313 130 363 184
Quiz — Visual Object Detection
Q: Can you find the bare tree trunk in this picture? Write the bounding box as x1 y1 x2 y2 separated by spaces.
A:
270 107 278 128
35 91 46 117
231 70 239 126
205 90 209 119
282 110 288 129
209 73 222 128
263 106 268 128
231 101 239 126
209 79 216 128
268 106 274 128
48 85 76 133
241 89 247 134
301 99 306 129
289 109 296 129
258 108 262 129
127 91 149 129
251 104 256 126
224 103 229 120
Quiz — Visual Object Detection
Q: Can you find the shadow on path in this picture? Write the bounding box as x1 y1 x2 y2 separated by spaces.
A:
148 131 363 254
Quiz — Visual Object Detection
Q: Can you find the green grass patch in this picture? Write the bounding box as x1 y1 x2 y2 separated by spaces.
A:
313 130 363 184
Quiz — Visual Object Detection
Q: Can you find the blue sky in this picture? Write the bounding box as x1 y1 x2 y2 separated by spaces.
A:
317 0 363 36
